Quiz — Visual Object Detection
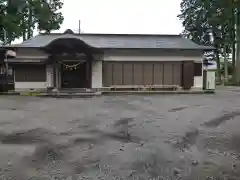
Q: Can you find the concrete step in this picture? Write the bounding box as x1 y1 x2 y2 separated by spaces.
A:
55 88 96 93
38 91 102 98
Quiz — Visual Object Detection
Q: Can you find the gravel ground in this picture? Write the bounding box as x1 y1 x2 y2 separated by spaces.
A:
1 88 240 179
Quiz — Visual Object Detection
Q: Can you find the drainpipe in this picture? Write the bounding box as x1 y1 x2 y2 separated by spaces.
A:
78 20 81 34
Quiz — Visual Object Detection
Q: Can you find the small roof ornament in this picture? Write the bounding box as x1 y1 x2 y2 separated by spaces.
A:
63 29 75 34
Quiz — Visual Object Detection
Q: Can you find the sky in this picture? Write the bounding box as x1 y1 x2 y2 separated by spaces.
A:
57 0 183 35
13 0 183 44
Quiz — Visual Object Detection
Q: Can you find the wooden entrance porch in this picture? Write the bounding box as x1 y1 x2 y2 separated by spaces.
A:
41 29 103 91
51 58 92 90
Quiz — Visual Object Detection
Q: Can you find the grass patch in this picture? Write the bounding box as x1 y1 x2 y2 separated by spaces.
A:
20 92 41 96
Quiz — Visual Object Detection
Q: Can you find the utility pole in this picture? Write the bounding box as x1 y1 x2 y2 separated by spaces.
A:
78 20 81 34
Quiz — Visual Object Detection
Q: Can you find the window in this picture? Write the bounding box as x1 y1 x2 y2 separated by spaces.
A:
15 65 46 82
194 63 202 76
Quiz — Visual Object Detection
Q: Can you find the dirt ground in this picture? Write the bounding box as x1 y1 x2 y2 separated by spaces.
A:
1 87 240 179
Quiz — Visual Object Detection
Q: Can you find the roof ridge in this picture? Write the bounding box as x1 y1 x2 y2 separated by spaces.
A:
40 32 182 37
6 32 214 50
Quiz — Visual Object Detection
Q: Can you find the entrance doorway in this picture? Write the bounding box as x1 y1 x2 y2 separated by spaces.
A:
61 61 88 88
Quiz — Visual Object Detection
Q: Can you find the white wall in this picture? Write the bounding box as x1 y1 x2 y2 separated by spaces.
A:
104 50 203 62
104 54 203 62
91 61 102 88
46 65 54 87
194 76 203 88
16 48 48 58
14 65 49 91
15 82 47 91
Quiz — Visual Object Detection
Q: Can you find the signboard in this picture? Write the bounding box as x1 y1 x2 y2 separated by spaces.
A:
5 50 16 58
203 60 217 70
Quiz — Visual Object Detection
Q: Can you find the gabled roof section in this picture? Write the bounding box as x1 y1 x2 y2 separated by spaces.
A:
7 33 215 50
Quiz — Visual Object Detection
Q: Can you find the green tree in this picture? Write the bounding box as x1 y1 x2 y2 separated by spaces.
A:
32 0 64 33
0 0 23 44
0 0 64 44
178 0 238 82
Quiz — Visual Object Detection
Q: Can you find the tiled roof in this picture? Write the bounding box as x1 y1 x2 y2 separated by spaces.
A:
8 33 214 50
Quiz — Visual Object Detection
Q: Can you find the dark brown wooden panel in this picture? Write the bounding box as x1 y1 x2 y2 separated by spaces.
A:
112 62 123 85
14 64 46 82
194 62 202 76
143 62 154 85
182 61 194 89
103 61 183 87
122 62 133 85
153 62 163 85
172 62 182 85
102 62 113 86
133 62 143 85
163 62 173 85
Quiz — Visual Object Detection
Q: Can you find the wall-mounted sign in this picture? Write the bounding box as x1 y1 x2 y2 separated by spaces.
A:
5 50 16 58
203 60 217 70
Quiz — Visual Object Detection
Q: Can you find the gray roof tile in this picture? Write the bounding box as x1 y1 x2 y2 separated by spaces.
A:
9 33 214 50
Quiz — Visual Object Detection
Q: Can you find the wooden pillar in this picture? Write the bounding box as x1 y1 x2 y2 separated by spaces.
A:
88 61 92 88
85 61 92 88
182 61 194 90
52 63 56 87
86 54 93 89
55 62 60 90
51 54 60 90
